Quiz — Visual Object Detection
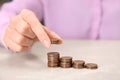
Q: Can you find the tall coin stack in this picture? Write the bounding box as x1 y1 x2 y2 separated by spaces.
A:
47 52 60 67
60 56 72 68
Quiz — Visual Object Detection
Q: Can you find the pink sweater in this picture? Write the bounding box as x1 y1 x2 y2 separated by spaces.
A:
0 0 120 46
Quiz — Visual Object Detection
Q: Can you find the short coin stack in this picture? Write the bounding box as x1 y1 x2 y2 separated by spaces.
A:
47 52 60 67
60 56 72 68
72 60 85 69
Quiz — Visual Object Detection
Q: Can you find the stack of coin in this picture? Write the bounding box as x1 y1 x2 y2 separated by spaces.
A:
60 56 72 68
84 63 98 69
72 60 85 69
47 52 60 67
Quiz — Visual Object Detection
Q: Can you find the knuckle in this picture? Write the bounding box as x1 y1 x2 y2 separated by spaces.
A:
51 31 56 34
16 35 25 44
16 46 24 52
21 9 35 17
21 9 28 15
16 46 29 52
10 16 17 22
20 23 29 33
15 34 33 46
25 39 33 44
21 9 29 13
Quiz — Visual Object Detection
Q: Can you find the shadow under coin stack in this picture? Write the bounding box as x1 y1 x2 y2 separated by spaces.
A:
47 52 60 67
60 56 72 68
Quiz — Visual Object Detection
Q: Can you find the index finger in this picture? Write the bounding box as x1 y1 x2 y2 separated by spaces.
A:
20 9 51 48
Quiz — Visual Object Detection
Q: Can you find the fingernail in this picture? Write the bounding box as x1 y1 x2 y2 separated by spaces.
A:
43 40 50 48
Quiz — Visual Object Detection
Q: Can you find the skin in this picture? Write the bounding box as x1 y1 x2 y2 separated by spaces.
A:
3 9 63 52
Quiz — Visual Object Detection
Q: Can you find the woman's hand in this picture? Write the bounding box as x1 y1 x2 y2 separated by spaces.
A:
3 9 63 52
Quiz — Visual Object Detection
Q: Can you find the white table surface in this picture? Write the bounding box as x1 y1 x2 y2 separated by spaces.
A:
0 40 120 80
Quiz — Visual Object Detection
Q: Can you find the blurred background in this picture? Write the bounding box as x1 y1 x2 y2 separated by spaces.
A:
0 0 12 7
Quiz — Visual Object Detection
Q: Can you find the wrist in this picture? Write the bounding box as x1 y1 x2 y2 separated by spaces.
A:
0 23 9 48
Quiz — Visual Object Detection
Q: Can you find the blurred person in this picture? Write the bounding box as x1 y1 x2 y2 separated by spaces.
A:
0 0 119 52
0 0 11 7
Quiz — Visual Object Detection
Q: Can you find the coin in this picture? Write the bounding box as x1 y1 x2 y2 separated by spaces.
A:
47 52 60 57
48 62 59 67
84 63 98 69
60 56 72 62
51 38 59 44
60 62 72 68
